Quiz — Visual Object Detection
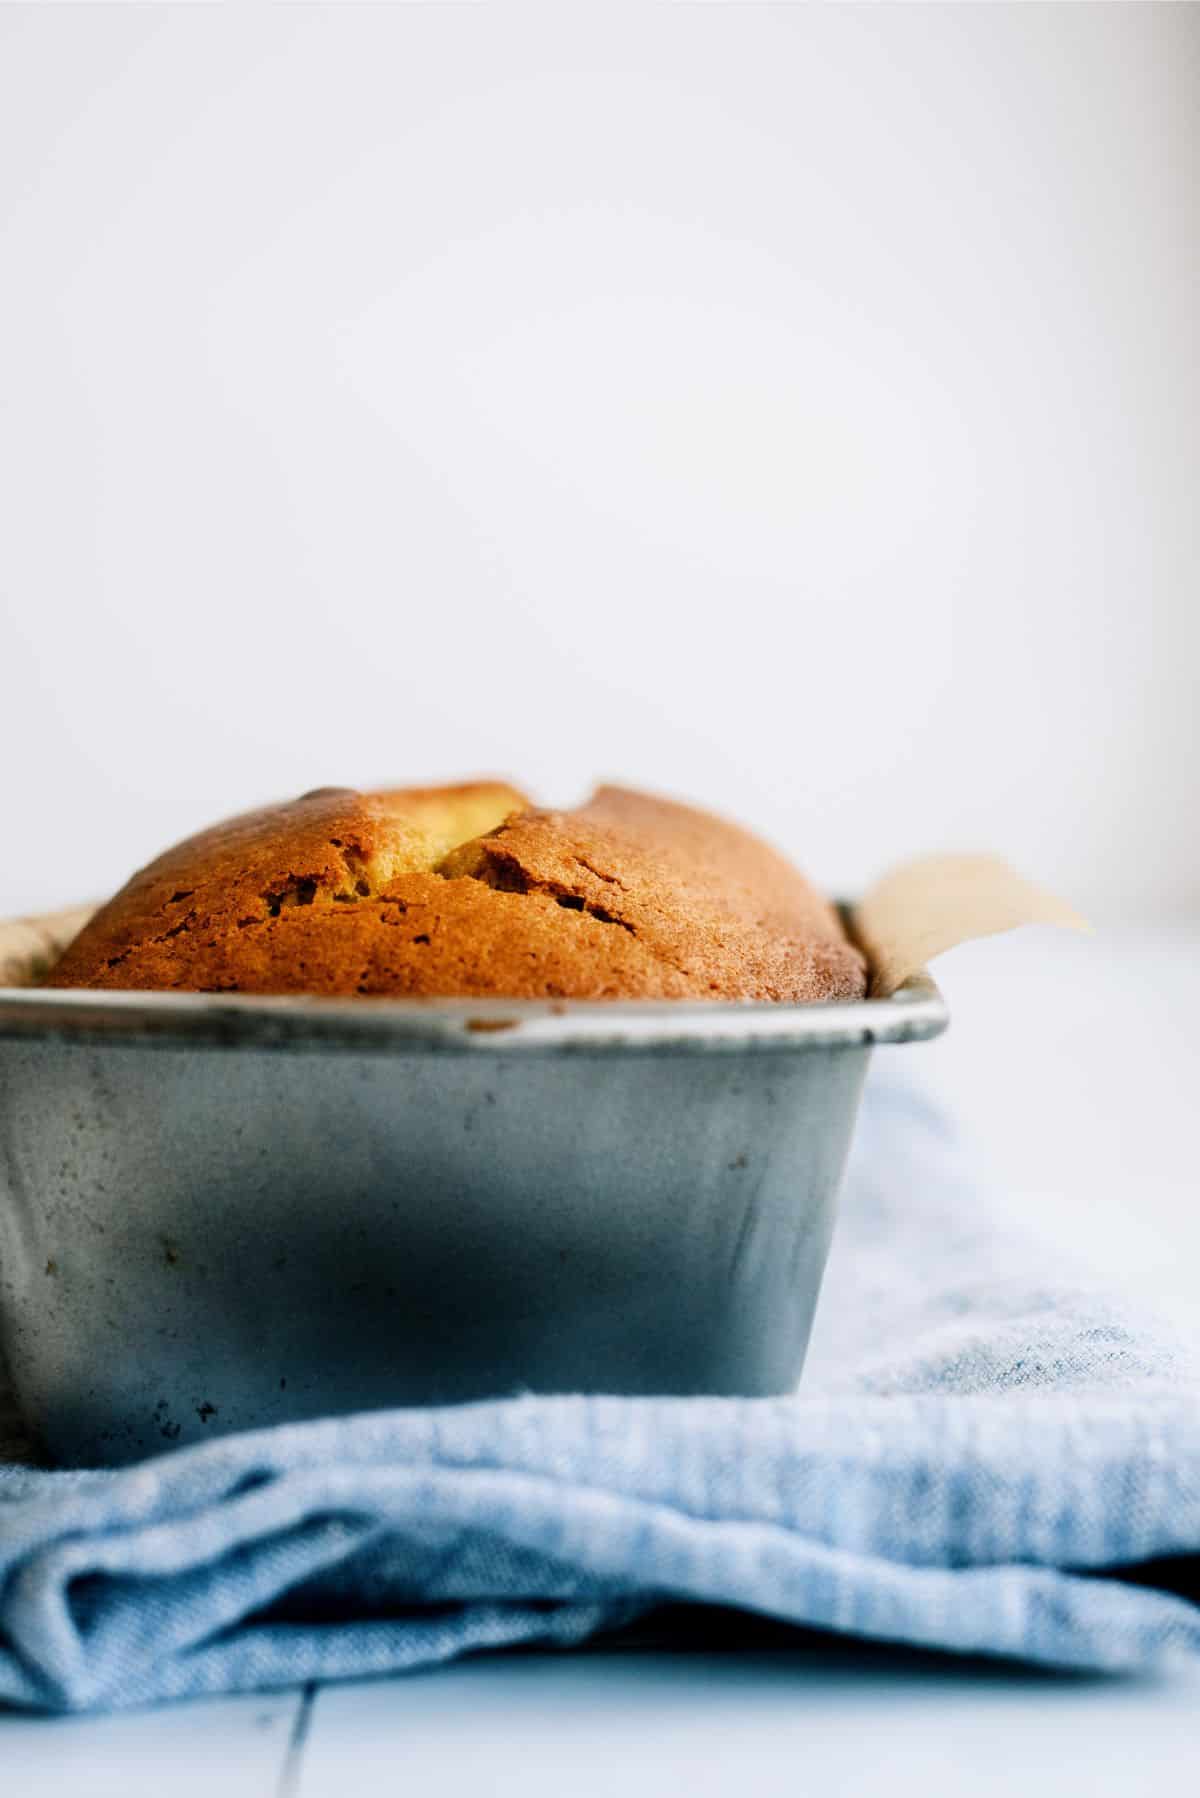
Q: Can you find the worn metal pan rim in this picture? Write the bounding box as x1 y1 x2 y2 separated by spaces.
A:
0 971 946 1054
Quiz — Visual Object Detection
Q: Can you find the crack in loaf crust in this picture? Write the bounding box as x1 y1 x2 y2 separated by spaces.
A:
44 782 867 1002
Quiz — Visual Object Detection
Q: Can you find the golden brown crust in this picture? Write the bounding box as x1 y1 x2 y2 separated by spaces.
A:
44 781 866 1003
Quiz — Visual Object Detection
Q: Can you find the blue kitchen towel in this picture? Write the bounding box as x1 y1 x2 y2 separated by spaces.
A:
2 1072 1199 1711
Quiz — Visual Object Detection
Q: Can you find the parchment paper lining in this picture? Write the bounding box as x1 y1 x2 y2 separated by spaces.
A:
851 854 1088 999
0 906 97 990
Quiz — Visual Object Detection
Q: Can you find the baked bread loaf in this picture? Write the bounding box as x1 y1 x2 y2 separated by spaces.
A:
44 782 867 1002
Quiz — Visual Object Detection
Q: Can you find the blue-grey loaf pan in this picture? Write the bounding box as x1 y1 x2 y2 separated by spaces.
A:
0 975 946 1467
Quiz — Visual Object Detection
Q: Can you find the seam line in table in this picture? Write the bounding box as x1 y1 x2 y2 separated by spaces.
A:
276 1682 317 1798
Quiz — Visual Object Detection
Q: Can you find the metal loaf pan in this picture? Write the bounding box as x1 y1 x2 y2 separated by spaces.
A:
0 970 947 1466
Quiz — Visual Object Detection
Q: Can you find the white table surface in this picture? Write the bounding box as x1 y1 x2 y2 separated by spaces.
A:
4 923 1199 1791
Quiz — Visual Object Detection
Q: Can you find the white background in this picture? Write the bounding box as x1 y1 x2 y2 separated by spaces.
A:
1 4 1196 920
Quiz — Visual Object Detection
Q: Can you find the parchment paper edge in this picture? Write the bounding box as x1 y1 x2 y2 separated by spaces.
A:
851 853 1089 999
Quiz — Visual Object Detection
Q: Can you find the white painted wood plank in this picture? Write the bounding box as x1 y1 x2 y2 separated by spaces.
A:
296 1652 1200 1798
0 1685 303 1798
